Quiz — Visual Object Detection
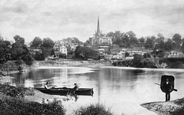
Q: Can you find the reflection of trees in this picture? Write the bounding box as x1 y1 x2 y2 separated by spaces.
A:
97 68 142 90
12 72 26 87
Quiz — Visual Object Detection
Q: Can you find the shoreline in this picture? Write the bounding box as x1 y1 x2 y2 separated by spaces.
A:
1 60 184 115
141 97 184 115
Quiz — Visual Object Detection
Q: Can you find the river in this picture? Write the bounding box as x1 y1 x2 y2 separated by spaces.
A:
10 66 184 115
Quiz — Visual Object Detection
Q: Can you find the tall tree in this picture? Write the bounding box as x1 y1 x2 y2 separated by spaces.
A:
144 37 154 49
11 35 29 59
138 37 145 47
164 38 174 51
41 37 54 58
41 38 54 48
172 33 182 50
30 37 42 48
181 40 184 54
0 39 11 63
14 35 25 45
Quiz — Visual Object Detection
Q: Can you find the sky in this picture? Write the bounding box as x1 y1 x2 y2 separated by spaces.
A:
0 0 184 43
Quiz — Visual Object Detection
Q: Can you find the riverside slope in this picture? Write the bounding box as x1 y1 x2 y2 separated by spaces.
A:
141 98 184 115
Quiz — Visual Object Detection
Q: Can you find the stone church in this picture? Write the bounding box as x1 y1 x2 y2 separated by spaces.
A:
89 17 112 46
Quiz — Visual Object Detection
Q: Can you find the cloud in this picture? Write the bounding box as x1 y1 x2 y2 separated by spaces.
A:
0 0 184 42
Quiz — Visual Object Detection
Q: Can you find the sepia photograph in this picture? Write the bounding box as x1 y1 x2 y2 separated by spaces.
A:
1 0 184 115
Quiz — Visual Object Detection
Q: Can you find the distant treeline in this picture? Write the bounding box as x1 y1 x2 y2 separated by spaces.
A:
101 31 184 52
1 31 184 65
0 35 100 64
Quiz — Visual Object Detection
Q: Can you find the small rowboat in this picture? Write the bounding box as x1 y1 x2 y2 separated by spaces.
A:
35 87 94 96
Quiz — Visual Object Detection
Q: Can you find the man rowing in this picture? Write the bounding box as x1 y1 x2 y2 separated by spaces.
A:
67 83 79 96
44 81 55 89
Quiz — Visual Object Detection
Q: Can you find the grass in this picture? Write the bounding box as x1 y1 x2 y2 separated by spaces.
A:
74 104 114 115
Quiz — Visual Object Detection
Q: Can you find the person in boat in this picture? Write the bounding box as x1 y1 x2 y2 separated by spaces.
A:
69 83 79 95
164 79 173 101
44 81 54 89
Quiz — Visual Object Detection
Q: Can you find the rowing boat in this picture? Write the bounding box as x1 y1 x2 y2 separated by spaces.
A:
160 75 175 93
35 87 94 96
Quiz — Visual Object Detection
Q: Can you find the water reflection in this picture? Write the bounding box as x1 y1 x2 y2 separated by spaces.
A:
10 66 184 115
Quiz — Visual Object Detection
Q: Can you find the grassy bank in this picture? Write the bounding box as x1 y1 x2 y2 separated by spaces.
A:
0 83 115 115
141 97 184 115
0 83 66 115
0 97 66 115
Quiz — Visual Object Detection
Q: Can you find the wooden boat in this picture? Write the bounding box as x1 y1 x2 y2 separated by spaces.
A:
35 87 94 96
160 75 175 93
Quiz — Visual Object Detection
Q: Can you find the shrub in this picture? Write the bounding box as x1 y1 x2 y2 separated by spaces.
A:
74 104 113 115
0 97 65 115
21 54 35 65
0 83 34 98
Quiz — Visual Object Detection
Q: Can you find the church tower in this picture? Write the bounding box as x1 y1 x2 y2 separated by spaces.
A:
95 17 101 38
97 17 100 35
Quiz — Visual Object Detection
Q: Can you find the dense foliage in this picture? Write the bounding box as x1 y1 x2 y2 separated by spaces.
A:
75 46 100 60
74 104 113 115
106 31 184 52
0 98 65 115
0 35 34 65
0 39 11 63
0 83 34 98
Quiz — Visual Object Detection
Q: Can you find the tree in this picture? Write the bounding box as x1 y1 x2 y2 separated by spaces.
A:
41 38 54 58
126 31 136 38
164 38 174 51
139 37 145 48
0 39 11 63
157 33 164 41
30 37 42 48
11 35 29 60
120 33 130 47
144 37 154 49
41 38 54 48
14 35 25 44
172 33 182 50
181 41 184 54
129 37 139 47
106 32 114 38
74 46 100 60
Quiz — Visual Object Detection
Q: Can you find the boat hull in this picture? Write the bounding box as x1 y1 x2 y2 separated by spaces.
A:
160 75 175 93
35 87 94 96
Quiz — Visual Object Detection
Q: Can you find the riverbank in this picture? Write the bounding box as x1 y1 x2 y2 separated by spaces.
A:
0 83 113 115
36 59 112 68
141 97 184 115
2 60 184 115
0 60 114 115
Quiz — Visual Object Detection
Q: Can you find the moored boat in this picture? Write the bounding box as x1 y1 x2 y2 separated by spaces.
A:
35 87 94 96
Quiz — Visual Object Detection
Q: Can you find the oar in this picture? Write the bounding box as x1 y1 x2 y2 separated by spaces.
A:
155 83 178 91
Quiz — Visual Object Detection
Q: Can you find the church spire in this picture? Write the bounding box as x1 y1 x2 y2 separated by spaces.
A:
97 16 100 34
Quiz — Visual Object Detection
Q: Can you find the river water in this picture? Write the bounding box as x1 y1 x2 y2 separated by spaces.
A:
10 66 184 115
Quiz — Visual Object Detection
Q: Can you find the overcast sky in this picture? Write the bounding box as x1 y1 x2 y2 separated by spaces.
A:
0 0 184 42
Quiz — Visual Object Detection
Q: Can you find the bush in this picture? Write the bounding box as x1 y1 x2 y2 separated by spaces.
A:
74 104 113 115
0 97 65 115
0 61 19 72
21 54 35 65
0 83 34 98
33 51 45 60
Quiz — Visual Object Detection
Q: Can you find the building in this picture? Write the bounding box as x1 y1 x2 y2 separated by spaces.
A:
90 17 112 46
54 41 67 56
